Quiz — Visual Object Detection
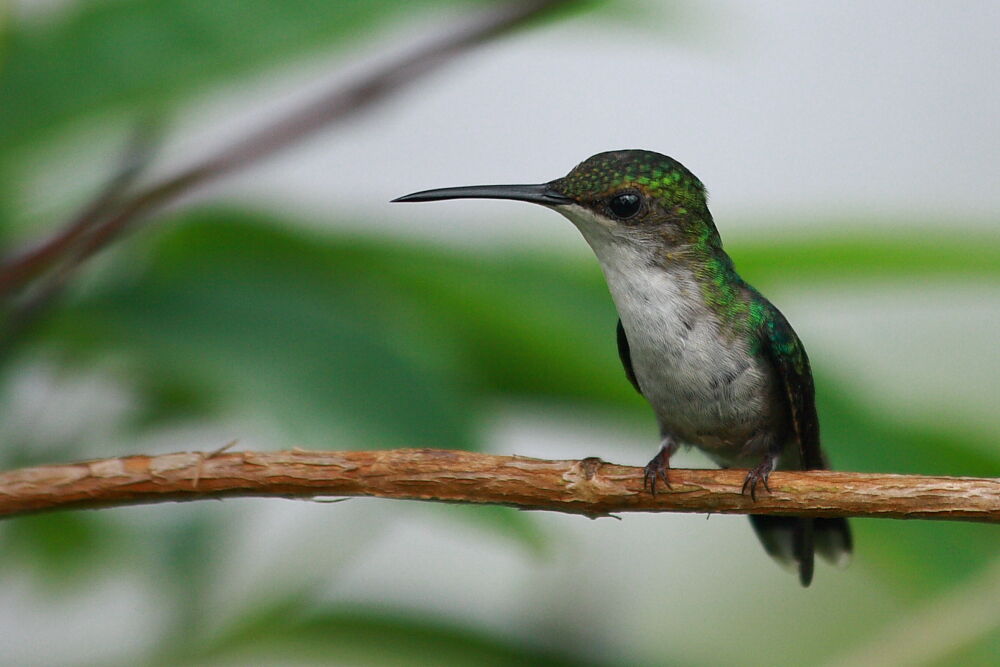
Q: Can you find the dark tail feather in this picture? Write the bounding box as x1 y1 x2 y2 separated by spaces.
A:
794 517 815 586
749 515 851 587
814 517 853 566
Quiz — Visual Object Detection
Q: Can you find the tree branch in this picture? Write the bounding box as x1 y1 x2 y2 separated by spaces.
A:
1 448 997 522
0 0 574 300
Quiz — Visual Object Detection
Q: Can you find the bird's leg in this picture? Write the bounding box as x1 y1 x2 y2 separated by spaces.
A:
643 437 678 495
741 454 776 502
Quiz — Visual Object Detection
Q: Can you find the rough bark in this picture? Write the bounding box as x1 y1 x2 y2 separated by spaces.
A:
1 448 997 521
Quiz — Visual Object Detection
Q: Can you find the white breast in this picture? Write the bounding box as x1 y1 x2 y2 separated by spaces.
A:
557 204 771 448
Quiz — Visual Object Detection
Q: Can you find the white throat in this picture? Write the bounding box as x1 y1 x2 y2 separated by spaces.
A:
554 203 687 307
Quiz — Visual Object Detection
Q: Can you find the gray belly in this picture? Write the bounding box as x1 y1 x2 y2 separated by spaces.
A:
628 314 771 441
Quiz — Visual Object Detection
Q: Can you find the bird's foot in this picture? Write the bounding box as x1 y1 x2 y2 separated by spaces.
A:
741 457 775 502
643 447 673 495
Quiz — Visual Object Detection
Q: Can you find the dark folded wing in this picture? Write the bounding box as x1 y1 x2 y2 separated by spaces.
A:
757 303 824 470
616 319 643 395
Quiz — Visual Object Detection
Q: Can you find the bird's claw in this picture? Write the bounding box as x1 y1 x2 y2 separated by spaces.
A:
643 451 672 495
741 459 774 502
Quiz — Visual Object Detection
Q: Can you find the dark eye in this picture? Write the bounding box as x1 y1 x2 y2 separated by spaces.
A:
608 192 641 219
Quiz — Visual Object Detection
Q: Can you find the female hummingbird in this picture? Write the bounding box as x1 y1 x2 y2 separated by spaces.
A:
394 150 851 586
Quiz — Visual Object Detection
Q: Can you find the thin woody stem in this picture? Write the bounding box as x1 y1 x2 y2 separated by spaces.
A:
1 448 996 522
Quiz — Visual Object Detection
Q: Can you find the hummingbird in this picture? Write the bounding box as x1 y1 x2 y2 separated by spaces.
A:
393 150 851 586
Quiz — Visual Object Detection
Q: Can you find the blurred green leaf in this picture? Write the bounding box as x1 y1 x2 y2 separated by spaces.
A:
157 510 221 641
935 628 1000 667
190 597 609 666
306 235 631 405
0 512 116 589
0 159 13 252
732 230 1000 285
818 374 999 476
43 212 479 450
0 0 451 154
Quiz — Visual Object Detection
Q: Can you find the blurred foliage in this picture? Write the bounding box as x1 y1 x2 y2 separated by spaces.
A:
940 631 1000 667
0 0 444 153
1 0 998 665
186 597 605 666
1 512 115 590
43 213 481 451
733 232 1000 284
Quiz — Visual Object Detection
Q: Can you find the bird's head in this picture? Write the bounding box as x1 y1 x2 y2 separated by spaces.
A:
393 149 720 256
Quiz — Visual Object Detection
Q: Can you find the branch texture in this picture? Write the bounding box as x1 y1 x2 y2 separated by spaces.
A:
1 448 997 522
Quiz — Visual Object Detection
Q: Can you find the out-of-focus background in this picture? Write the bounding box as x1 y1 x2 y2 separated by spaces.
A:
1 1 998 665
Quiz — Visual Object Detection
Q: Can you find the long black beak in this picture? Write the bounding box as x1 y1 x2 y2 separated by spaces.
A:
392 183 573 206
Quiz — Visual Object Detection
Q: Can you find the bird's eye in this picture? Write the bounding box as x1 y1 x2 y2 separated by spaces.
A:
608 192 641 219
